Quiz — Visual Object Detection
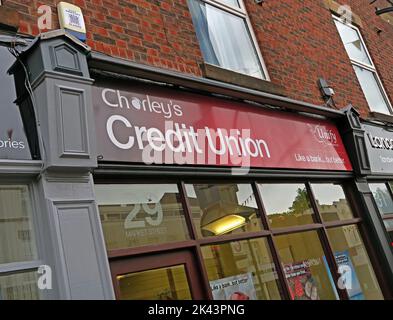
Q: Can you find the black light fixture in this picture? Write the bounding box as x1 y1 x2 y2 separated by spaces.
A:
370 0 393 16
318 78 335 99
318 78 336 109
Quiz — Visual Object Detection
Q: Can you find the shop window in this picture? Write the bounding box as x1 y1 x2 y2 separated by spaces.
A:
258 183 314 228
116 265 192 300
369 183 393 244
0 185 40 300
187 0 267 79
369 183 393 216
326 225 383 300
311 183 354 222
334 17 392 115
95 184 190 250
99 180 385 300
0 272 40 300
274 230 337 300
185 183 263 238
201 238 282 300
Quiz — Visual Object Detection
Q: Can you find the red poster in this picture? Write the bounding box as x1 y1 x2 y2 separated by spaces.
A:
92 82 352 171
284 261 320 300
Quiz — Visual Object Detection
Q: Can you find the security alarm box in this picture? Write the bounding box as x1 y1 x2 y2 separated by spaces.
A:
57 2 86 42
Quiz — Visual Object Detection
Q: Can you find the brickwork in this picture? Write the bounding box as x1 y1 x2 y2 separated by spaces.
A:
3 0 393 117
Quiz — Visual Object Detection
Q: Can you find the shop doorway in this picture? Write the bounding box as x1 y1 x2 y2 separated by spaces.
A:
110 249 207 300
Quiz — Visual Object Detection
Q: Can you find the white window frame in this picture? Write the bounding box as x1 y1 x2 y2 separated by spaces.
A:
333 15 393 114
195 0 270 80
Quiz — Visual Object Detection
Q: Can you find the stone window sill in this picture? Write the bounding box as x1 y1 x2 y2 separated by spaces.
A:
368 111 393 123
200 63 286 97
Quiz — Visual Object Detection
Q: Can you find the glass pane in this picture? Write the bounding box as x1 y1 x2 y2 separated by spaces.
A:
274 231 338 300
383 219 393 230
0 185 37 264
327 225 383 300
387 230 393 244
354 66 391 114
311 184 354 222
117 265 192 300
0 47 32 160
96 184 189 250
334 20 371 65
258 184 314 228
201 238 282 300
0 271 40 300
188 0 264 78
369 183 393 217
220 0 240 7
186 184 262 238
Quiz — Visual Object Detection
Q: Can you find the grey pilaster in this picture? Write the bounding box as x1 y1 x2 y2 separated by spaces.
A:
18 30 114 300
339 105 371 176
352 179 393 296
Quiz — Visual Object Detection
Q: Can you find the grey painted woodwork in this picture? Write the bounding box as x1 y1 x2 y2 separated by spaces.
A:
10 31 115 300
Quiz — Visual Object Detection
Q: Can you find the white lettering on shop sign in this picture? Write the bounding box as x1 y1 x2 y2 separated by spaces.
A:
368 133 393 151
0 138 25 150
101 88 271 162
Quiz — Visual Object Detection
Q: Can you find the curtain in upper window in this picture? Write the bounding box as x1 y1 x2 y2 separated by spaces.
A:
188 0 265 79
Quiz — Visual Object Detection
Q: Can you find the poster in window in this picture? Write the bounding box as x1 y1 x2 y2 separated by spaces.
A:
284 261 320 300
209 273 257 300
323 251 364 300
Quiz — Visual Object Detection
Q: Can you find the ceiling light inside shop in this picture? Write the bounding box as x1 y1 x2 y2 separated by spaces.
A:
202 215 246 236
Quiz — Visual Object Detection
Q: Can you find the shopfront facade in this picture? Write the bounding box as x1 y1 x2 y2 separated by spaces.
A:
90 68 390 300
343 118 393 254
1 31 392 300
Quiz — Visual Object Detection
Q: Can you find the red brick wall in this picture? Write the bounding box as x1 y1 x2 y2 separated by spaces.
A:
3 0 393 118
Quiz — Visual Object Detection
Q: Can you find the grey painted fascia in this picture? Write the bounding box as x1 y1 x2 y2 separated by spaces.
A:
88 52 345 119
0 160 43 176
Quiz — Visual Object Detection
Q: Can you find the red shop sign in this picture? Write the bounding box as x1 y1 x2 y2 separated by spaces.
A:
92 81 352 171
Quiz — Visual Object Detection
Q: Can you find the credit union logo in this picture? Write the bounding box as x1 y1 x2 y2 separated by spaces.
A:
308 124 338 146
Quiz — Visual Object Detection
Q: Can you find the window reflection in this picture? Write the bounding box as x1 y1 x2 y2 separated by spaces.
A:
117 265 192 300
369 183 393 216
0 271 40 300
258 184 314 228
96 184 189 250
311 184 354 222
384 219 393 230
220 0 240 7
353 66 391 114
0 185 37 265
334 20 371 66
327 225 383 300
201 238 282 300
186 184 262 238
274 231 337 300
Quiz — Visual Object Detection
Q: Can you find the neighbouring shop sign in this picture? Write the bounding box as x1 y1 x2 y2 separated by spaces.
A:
364 122 393 174
0 47 32 160
92 81 352 171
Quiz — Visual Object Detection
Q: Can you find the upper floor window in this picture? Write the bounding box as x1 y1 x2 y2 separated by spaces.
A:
187 0 268 79
333 16 392 115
